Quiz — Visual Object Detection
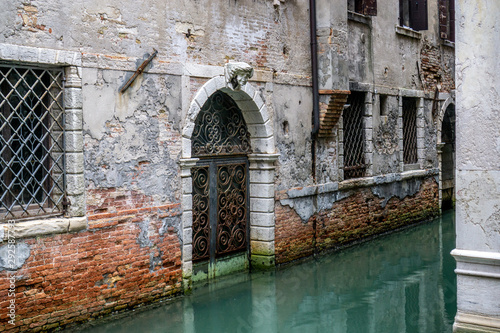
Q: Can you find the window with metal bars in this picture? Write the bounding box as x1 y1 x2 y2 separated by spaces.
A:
0 65 65 221
402 97 418 164
343 92 366 180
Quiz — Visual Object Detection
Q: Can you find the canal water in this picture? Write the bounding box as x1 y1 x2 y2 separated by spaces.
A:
78 210 456 333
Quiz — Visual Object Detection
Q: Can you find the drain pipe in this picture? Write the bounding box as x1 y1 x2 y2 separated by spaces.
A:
310 0 319 181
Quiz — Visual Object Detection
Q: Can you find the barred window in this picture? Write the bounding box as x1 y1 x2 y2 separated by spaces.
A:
402 97 418 165
0 65 65 221
343 92 366 180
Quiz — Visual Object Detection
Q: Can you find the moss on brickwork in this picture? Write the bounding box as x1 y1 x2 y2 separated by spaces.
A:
275 177 439 264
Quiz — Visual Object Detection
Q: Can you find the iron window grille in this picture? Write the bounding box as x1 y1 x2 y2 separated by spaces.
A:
402 97 418 164
343 91 366 180
0 65 65 221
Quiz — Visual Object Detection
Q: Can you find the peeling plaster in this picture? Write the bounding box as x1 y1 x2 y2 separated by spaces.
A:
371 178 422 208
280 190 351 223
160 215 182 244
149 249 163 272
0 242 30 271
280 177 427 222
137 218 152 248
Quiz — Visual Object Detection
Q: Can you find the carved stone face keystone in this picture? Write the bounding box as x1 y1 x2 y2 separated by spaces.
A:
224 62 254 91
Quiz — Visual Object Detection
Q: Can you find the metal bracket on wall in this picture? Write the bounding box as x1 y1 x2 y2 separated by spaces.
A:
120 49 158 93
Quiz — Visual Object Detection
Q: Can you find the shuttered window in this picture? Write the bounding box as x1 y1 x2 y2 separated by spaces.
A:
439 0 455 41
348 0 377 16
399 0 428 31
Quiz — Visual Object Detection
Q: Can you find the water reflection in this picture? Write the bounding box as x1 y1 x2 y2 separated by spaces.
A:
78 211 456 333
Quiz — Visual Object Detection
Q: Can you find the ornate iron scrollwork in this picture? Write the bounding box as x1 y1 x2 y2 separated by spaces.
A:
192 166 210 261
192 91 252 157
216 163 247 256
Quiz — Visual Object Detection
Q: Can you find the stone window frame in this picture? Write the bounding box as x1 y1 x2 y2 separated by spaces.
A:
345 83 428 179
0 43 86 242
180 75 278 288
339 86 374 181
340 91 370 180
398 90 425 172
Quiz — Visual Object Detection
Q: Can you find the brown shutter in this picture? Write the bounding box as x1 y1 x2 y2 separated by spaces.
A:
363 0 377 16
439 0 448 39
449 0 455 41
400 0 405 26
410 0 428 30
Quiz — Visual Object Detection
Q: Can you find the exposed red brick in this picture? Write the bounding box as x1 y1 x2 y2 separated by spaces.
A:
275 177 439 264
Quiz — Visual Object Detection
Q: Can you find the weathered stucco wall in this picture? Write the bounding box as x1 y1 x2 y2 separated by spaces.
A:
453 1 500 331
0 0 310 75
0 0 455 330
83 69 183 208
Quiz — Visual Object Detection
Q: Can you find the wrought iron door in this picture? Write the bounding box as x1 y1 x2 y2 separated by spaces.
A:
192 159 248 262
191 91 251 262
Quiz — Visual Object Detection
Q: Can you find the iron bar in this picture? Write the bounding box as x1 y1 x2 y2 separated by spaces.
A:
119 49 158 93
0 66 65 220
343 92 366 179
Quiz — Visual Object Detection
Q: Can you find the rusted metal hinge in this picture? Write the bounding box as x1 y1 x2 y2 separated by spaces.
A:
62 195 71 217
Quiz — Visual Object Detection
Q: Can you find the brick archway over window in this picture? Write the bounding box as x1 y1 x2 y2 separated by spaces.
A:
179 76 278 288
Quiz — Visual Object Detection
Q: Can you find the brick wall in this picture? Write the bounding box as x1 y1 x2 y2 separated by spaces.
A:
275 177 439 264
0 196 182 332
420 42 455 93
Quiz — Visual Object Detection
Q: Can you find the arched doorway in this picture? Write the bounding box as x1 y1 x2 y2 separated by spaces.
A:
179 75 278 287
191 91 251 263
440 103 455 210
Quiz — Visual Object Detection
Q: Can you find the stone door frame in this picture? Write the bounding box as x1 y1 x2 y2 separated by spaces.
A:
179 76 278 289
437 95 455 210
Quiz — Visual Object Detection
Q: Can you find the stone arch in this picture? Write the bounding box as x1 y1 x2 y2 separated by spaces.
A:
436 96 456 211
179 76 278 288
182 76 274 158
437 96 455 145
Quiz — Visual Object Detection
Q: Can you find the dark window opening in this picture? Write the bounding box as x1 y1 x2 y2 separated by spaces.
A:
343 92 366 180
379 95 388 116
0 65 65 221
399 0 428 31
348 0 377 16
402 97 418 164
439 0 455 42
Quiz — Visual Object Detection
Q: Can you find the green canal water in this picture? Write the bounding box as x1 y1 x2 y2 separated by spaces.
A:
78 210 456 333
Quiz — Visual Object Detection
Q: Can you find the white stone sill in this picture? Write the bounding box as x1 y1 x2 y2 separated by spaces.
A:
454 312 500 332
286 168 438 199
452 249 500 280
0 216 87 242
395 25 422 39
452 249 500 266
